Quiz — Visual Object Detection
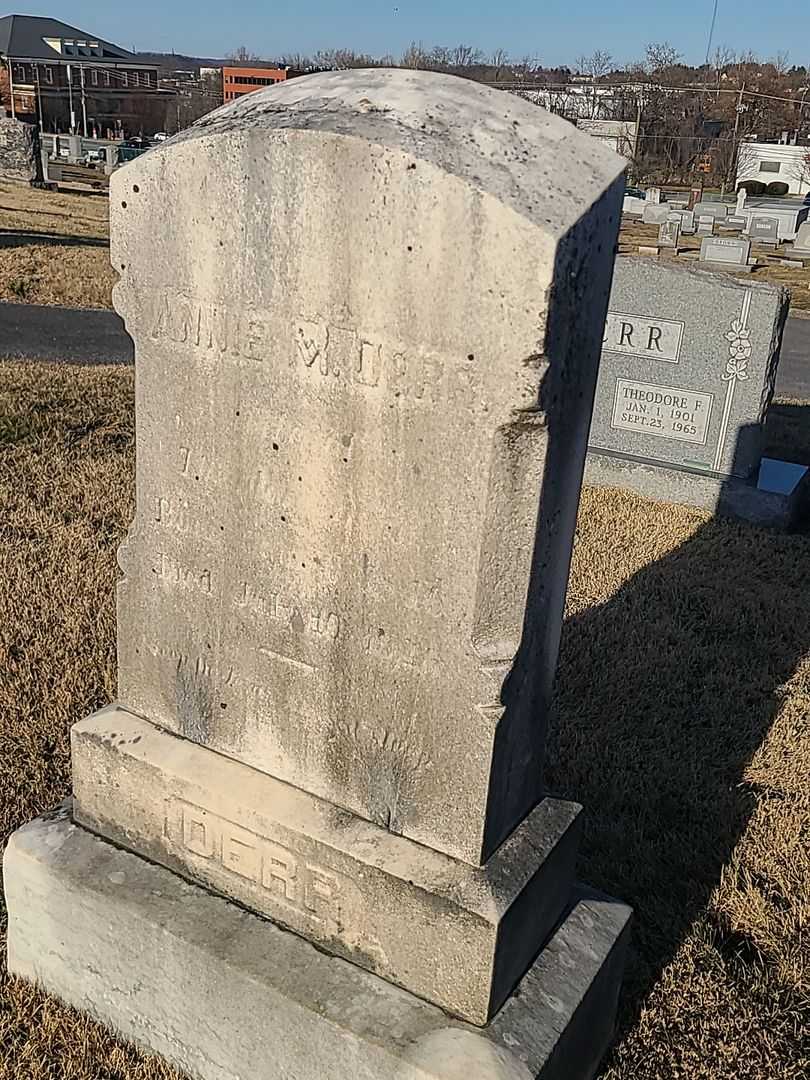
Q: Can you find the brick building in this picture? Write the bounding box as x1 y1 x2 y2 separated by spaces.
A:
222 65 287 103
0 14 169 136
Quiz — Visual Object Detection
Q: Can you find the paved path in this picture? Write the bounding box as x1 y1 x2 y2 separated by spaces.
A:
0 301 808 398
0 301 132 365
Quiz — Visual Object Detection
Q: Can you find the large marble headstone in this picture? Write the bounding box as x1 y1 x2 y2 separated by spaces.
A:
6 71 633 1079
110 69 624 867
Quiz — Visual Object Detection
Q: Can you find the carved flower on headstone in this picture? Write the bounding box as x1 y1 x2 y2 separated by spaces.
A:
723 320 752 380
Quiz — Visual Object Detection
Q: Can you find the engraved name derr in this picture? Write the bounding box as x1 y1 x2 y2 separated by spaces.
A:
166 798 344 928
603 312 685 363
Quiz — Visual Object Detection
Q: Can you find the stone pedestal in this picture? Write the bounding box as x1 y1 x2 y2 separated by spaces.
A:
3 69 630 1078
5 806 632 1080
72 706 583 1024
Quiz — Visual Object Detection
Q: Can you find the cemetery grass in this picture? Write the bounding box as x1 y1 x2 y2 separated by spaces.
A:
619 219 810 313
0 181 114 309
0 362 808 1080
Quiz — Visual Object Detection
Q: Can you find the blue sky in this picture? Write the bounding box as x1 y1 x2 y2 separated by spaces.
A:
21 1 809 67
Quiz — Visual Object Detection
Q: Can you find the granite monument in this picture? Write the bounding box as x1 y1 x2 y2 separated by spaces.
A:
586 258 805 527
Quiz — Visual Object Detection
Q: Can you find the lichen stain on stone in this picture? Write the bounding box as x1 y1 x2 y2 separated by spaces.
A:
175 658 214 746
335 718 432 836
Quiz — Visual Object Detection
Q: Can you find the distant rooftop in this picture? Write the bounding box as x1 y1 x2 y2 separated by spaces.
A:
0 13 134 61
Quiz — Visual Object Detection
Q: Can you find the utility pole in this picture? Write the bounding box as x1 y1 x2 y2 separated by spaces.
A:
7 58 16 118
35 64 43 131
67 63 75 133
80 64 88 137
633 91 642 181
724 81 746 195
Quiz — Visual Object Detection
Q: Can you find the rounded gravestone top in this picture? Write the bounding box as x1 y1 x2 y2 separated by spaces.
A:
126 67 625 238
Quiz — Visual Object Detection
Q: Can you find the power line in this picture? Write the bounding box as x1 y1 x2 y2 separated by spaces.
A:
705 0 721 68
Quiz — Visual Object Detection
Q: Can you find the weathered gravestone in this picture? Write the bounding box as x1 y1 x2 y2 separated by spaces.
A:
671 208 695 234
585 257 807 527
699 235 752 270
0 115 41 183
697 215 714 236
748 215 780 247
791 221 810 258
4 70 631 1080
743 202 808 242
659 218 681 249
643 202 671 225
693 200 728 221
623 193 645 216
725 215 747 231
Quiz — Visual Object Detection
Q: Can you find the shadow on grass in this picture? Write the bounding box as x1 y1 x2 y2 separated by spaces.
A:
0 229 109 249
765 401 810 465
547 428 810 1041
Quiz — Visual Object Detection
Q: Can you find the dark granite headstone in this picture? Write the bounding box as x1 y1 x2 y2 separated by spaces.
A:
590 258 789 480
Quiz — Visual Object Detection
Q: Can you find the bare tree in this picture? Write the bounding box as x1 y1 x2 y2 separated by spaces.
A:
490 48 509 82
228 46 260 64
401 41 429 69
575 50 614 80
772 50 791 77
711 45 736 74
644 42 683 76
789 148 810 194
450 44 485 68
575 50 614 120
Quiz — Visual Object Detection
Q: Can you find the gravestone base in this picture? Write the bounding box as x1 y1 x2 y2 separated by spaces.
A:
70 706 583 1025
5 804 632 1080
585 451 810 530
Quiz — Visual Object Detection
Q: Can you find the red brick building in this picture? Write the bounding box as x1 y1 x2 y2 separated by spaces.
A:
0 14 168 136
223 66 287 103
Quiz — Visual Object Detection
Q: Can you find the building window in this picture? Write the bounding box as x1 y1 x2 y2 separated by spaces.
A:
91 68 98 85
121 71 128 87
131 71 140 87
759 160 782 173
13 64 25 80
45 66 54 84
104 70 111 86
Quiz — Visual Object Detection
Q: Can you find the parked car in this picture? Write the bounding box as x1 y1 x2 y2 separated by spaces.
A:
122 136 152 150
625 187 646 200
152 132 169 142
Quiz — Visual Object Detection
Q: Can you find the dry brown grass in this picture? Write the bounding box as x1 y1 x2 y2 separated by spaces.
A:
0 181 113 309
0 245 116 309
620 218 810 313
0 181 109 240
0 363 808 1079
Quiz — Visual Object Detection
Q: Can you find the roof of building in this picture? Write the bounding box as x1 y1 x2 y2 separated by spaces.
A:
0 14 134 61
